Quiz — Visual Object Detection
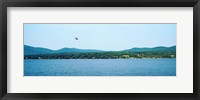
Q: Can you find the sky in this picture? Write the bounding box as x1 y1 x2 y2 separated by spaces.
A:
24 24 176 51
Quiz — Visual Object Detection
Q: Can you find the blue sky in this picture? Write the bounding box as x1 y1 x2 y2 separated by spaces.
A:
24 24 176 51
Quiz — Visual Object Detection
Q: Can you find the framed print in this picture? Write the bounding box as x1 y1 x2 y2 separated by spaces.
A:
0 0 200 100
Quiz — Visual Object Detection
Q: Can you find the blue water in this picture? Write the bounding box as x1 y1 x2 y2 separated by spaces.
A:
24 58 176 76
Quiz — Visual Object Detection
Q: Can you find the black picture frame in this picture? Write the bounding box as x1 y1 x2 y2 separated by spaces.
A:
0 0 199 100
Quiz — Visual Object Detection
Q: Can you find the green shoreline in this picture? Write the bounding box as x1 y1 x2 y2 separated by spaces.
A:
24 58 176 60
24 52 176 59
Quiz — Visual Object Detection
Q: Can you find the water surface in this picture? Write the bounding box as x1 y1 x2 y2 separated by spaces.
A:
24 59 176 76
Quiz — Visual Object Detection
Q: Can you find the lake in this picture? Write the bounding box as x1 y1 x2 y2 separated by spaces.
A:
24 58 176 76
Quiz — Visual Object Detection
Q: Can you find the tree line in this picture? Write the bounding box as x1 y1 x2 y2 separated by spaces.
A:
24 51 176 59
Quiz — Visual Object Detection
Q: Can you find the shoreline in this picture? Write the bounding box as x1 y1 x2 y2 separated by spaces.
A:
24 58 176 60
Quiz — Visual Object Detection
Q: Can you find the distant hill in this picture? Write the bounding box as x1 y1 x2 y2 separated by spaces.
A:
24 45 103 55
24 45 53 55
54 48 103 53
123 46 176 52
24 45 176 59
24 45 176 55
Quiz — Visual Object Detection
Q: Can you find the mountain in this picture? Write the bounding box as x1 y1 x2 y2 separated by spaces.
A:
123 46 176 52
24 45 103 55
54 48 103 53
24 45 176 55
24 45 53 55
